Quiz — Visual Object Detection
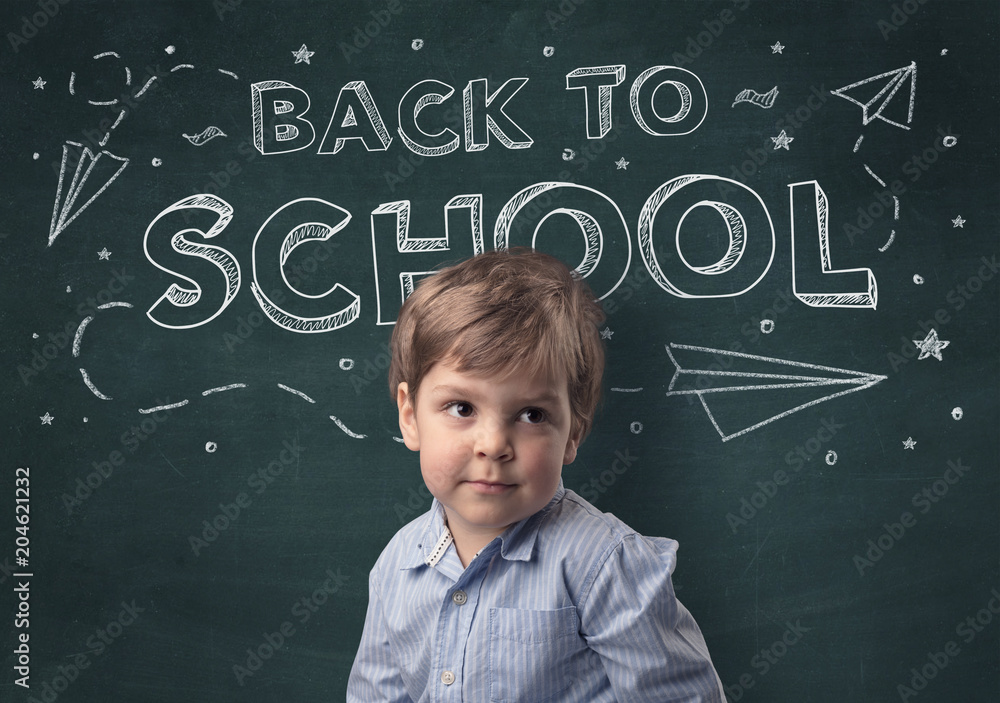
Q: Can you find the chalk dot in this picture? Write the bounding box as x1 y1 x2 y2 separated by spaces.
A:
165 45 176 54
543 46 555 57
205 441 218 453
411 38 424 50
151 157 162 167
913 274 924 285
942 136 958 148
562 148 575 161
760 319 775 334
66 285 72 292
824 450 838 465
339 357 355 371
630 421 643 435
32 332 39 339
33 152 39 160
951 407 963 421
83 417 88 423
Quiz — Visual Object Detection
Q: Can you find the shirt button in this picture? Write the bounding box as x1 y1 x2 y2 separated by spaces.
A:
441 670 455 685
452 590 468 605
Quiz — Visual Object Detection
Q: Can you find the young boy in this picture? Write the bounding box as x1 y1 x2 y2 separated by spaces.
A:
347 248 724 702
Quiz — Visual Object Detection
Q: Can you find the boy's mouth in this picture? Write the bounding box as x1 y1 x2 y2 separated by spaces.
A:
465 480 515 494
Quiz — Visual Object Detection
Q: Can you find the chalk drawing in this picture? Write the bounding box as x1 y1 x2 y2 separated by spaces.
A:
760 319 775 334
318 80 394 153
562 148 575 161
165 46 176 54
202 383 247 395
789 180 878 308
952 216 965 228
825 450 838 465
732 86 778 109
97 301 133 310
913 274 924 285
615 157 629 170
392 436 405 443
913 329 949 361
771 41 784 54
182 126 227 146
951 407 963 421
831 62 916 130
79 368 112 400
893 196 899 221
611 387 643 393
630 421 643 435
853 135 864 152
205 442 218 453
278 383 316 403
218 69 239 80
878 230 895 252
73 316 93 357
339 358 355 371
601 327 614 340
942 135 957 147
864 164 887 188
151 158 162 167
330 415 367 439
629 65 708 137
771 129 794 150
139 400 189 414
543 46 555 57
903 437 916 450
292 45 314 64
170 64 194 72
664 343 886 442
566 65 625 139
33 77 46 90
411 39 424 51
40 412 54 425
98 247 111 260
49 142 129 246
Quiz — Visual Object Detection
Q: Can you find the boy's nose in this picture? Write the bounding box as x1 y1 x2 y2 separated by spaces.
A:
474 421 513 462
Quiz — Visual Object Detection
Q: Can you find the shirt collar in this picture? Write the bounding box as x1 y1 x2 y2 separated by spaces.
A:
402 481 566 570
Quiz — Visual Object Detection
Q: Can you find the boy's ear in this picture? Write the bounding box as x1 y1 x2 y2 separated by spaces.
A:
396 382 420 452
562 427 582 465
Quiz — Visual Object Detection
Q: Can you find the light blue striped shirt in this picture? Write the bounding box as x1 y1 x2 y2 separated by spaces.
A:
347 483 724 702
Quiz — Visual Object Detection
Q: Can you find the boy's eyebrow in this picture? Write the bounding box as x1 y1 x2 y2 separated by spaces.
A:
429 384 564 406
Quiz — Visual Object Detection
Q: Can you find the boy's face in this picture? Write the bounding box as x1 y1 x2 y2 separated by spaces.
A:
397 359 581 547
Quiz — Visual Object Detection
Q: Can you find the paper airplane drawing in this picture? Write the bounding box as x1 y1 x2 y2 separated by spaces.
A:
49 141 129 246
664 343 886 441
831 61 916 130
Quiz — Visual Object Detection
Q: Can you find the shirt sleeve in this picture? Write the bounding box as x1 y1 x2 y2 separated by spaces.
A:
579 534 725 703
346 564 413 703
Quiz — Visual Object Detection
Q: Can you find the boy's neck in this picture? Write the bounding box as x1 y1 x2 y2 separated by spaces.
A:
444 515 507 568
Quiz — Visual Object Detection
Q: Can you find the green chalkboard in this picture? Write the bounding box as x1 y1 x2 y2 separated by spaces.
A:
2 0 998 700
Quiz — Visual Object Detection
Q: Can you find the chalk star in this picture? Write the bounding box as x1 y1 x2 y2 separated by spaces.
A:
98 247 111 260
292 44 314 64
600 327 614 340
615 157 629 170
771 41 784 54
913 329 950 361
771 129 794 150
40 412 54 425
33 76 46 89
902 436 916 450
951 215 965 228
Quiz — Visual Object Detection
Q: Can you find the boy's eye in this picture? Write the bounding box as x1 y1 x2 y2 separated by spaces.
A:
519 408 547 424
445 402 474 418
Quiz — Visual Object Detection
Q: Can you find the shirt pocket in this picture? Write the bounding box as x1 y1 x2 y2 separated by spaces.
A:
488 606 583 703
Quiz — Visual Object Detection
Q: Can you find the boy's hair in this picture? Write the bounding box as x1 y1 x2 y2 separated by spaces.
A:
389 247 606 439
